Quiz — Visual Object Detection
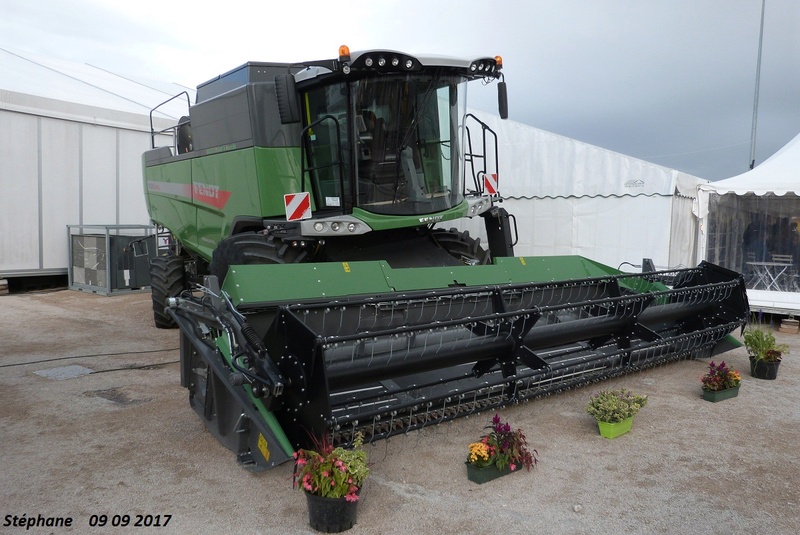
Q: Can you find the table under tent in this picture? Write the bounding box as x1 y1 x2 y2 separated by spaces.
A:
697 132 800 315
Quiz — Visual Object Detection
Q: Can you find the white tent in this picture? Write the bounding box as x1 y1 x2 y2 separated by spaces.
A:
697 132 800 314
0 47 192 278
462 112 705 271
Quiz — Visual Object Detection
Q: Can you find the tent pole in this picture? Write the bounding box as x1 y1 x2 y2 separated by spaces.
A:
749 0 766 170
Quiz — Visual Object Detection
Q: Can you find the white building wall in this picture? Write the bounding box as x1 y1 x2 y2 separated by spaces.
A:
0 107 157 277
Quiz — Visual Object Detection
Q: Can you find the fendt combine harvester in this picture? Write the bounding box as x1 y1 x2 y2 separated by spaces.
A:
143 46 748 470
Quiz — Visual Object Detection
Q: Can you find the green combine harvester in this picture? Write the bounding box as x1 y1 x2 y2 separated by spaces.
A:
143 46 749 470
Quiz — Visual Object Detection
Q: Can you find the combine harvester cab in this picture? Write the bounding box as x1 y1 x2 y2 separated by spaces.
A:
143 47 749 470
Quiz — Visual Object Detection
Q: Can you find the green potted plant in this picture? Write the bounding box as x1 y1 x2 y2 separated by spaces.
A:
742 326 788 380
700 360 742 402
293 432 369 533
465 414 538 484
586 388 648 439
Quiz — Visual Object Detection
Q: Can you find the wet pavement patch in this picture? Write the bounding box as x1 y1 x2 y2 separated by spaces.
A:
34 365 93 380
84 387 151 405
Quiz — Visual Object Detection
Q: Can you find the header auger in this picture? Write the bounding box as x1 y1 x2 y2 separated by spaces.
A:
143 47 748 470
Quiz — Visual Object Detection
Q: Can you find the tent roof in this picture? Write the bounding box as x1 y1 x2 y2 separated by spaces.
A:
474 112 704 199
698 131 800 196
0 46 194 129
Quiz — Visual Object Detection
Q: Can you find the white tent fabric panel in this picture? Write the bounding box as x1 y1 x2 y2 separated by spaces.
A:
698 131 800 197
40 118 81 270
474 112 686 199
463 111 703 270
669 193 698 268
117 129 153 224
459 196 674 269
0 109 155 276
80 126 153 226
82 126 120 225
509 198 577 256
572 196 672 268
0 111 40 271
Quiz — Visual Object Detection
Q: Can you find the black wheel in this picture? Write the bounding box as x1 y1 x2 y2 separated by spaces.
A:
210 232 306 282
430 228 490 265
149 255 186 329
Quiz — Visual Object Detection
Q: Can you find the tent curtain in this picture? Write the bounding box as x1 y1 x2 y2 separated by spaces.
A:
704 192 800 293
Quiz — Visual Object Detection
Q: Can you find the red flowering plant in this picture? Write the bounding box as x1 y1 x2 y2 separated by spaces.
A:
466 414 538 472
701 360 741 391
293 432 369 503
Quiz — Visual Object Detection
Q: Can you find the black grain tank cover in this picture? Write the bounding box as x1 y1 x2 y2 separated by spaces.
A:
195 62 294 103
190 62 308 151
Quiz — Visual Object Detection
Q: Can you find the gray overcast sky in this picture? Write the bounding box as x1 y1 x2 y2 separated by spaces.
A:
2 0 799 180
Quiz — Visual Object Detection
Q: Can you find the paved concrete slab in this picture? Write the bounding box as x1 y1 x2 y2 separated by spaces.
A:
1 290 799 534
33 365 94 380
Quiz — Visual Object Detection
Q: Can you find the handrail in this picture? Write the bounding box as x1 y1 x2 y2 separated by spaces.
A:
299 115 346 215
148 91 192 149
464 113 499 196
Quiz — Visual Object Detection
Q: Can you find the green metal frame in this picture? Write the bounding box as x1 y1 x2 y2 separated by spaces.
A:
222 255 667 306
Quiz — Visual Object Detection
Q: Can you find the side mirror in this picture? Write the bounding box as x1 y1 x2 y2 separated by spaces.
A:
498 80 508 120
275 74 301 124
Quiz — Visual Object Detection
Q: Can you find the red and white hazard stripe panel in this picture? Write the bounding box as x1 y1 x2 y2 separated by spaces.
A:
484 173 499 196
284 192 312 221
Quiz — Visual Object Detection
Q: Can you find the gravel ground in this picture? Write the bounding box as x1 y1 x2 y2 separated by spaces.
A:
1 289 799 534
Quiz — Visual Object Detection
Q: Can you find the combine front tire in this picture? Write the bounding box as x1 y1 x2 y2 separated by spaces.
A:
431 228 491 265
149 255 186 329
210 232 305 282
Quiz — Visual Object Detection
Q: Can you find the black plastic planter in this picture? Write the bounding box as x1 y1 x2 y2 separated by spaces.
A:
750 357 780 380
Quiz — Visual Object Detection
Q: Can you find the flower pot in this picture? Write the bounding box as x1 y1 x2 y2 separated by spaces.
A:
702 385 740 402
465 462 516 484
750 357 780 380
596 416 634 439
305 491 359 533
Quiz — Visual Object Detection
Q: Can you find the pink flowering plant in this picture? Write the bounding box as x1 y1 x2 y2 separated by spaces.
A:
293 432 369 502
701 361 741 391
466 414 538 472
